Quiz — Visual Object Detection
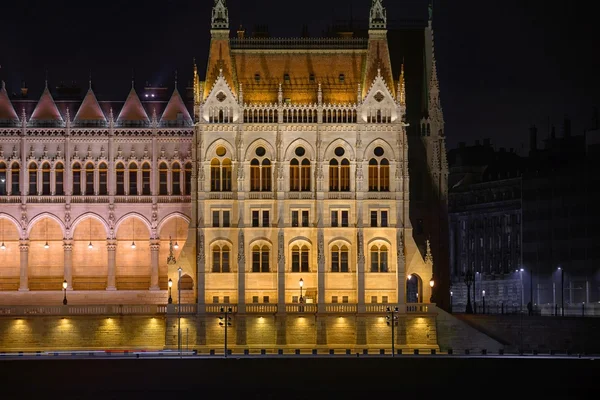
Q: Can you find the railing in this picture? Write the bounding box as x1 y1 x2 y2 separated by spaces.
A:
247 192 274 200
206 304 238 313
328 192 354 200
26 196 66 203
286 304 318 313
324 304 357 313
208 192 234 200
245 304 278 314
286 192 314 200
157 195 191 203
364 192 394 200
0 196 21 203
71 196 109 204
230 37 368 50
114 196 153 203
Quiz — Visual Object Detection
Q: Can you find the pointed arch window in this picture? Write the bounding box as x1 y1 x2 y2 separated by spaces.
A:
139 162 150 195
370 244 388 273
252 245 270 272
212 244 230 273
85 162 95 195
0 162 6 195
291 245 310 272
369 147 390 191
184 162 192 196
28 162 38 195
98 162 108 195
250 147 271 192
331 245 349 272
329 157 350 192
10 162 20 195
172 162 181 195
42 162 51 195
211 157 232 192
159 162 168 195
72 162 81 196
54 163 64 195
128 162 138 195
290 147 311 192
115 162 125 195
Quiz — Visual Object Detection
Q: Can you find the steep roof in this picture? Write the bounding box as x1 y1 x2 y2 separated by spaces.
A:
0 81 19 125
160 87 193 126
29 84 64 125
73 87 107 126
116 86 149 125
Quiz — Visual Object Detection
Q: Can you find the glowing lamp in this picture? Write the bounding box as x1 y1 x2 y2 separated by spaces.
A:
168 278 173 288
62 280 68 290
299 278 304 288
44 241 49 249
131 241 136 249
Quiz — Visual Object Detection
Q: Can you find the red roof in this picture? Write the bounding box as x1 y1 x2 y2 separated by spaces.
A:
73 87 106 123
0 82 19 122
29 85 64 122
117 87 149 123
160 88 192 125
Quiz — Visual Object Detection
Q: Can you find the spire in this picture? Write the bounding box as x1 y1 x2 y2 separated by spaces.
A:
212 0 229 30
425 239 433 265
398 63 406 106
29 84 64 126
117 86 149 126
369 0 387 30
160 86 193 127
0 81 20 125
278 83 283 105
73 85 107 126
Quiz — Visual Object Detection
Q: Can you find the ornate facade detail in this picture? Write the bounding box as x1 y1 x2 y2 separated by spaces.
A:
20 204 27 229
369 0 387 30
277 229 285 263
357 229 365 264
198 231 205 263
424 239 433 265
237 229 245 263
396 229 405 265
211 0 229 30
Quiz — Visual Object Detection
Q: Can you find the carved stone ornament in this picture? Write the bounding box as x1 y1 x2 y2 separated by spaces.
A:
198 231 205 263
237 229 245 263
277 229 285 263
357 229 365 264
317 229 325 265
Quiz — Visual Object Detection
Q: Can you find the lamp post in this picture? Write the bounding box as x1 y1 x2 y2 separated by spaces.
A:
62 279 68 305
482 290 485 314
168 278 173 304
464 269 474 314
519 268 524 311
218 307 233 357
450 291 453 314
177 266 182 356
386 306 399 356
429 275 435 303
299 278 304 303
558 267 564 317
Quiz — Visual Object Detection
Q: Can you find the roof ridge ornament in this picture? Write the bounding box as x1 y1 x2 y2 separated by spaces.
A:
212 0 229 30
369 0 386 30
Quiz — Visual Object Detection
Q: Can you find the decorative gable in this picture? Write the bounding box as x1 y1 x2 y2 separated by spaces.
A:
29 85 64 127
160 88 193 127
359 69 398 123
117 87 150 127
73 87 107 127
0 81 19 126
202 69 240 123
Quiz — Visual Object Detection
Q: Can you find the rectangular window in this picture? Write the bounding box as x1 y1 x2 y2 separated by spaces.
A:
341 210 349 227
371 211 378 227
332 296 338 304
11 168 19 195
252 210 260 227
382 296 389 304
223 211 230 227
292 296 299 303
212 296 219 304
262 210 270 227
292 211 299 227
116 171 124 195
73 170 81 196
55 169 64 196
381 211 388 227
252 296 259 303
371 296 377 304
86 170 94 195
302 210 309 227
129 171 137 195
342 296 349 303
263 296 270 303
331 210 338 227
223 296 230 304
142 170 151 195
212 211 220 228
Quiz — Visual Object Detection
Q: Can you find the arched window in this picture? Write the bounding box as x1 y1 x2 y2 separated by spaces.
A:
115 162 125 195
141 162 151 195
329 146 350 191
368 159 378 191
301 159 311 191
172 162 181 195
211 153 232 192
252 245 270 272
55 163 64 195
212 244 230 273
0 162 6 195
290 147 311 192
28 162 37 195
41 162 51 195
72 162 81 195
128 163 138 195
250 159 260 191
331 245 349 272
261 159 271 191
370 244 388 272
85 162 94 195
380 159 390 191
291 245 310 272
10 162 20 195
98 163 107 195
159 162 168 195
368 147 390 192
250 146 271 192
329 159 339 191
184 162 192 195
290 159 300 191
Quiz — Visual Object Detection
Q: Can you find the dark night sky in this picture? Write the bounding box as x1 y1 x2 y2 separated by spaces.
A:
1 0 597 153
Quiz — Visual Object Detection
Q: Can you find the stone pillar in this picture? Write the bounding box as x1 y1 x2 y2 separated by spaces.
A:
357 228 365 311
396 229 406 304
149 240 160 290
18 241 29 291
316 315 327 346
106 240 117 290
317 228 325 310
276 314 287 346
63 240 73 289
235 315 247 346
277 228 286 308
197 230 206 312
355 316 367 347
237 229 246 313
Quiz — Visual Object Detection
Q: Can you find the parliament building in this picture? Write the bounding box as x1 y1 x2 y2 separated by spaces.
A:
0 0 450 352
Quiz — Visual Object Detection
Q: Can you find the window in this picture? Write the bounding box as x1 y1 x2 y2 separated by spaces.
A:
212 211 220 228
10 163 19 195
85 162 94 195
252 245 270 272
262 210 270 227
368 148 390 191
159 162 168 195
292 296 299 303
115 163 124 195
370 245 389 272
98 163 107 195
253 296 259 303
263 296 270 303
292 210 309 227
371 296 378 303
142 163 151 195
284 73 290 83
0 162 7 195
292 245 310 272
342 296 349 303
254 73 260 83
172 162 181 195
184 162 192 195
212 210 231 228
213 296 219 304
28 162 37 195
331 209 349 227
250 147 271 192
339 73 345 82
212 245 231 272
382 296 389 304
72 162 81 195
55 163 64 195
251 209 270 227
290 147 311 192
210 149 232 192
223 296 230 304
371 209 389 227
223 211 230 227
41 162 51 195
331 245 349 272
128 162 138 195
309 73 315 83
332 296 338 303
329 147 350 191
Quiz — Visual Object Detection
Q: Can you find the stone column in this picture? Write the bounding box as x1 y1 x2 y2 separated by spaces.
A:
396 229 406 304
237 229 246 313
106 240 117 290
357 228 365 311
197 230 206 312
18 240 29 291
63 240 73 289
149 240 160 290
277 228 286 308
317 228 325 311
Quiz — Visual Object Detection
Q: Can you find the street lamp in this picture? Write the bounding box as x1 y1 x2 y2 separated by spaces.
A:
482 290 485 314
177 267 182 356
386 306 399 356
464 269 474 314
429 274 435 303
168 278 173 304
299 278 304 303
218 307 233 357
62 279 68 305
450 291 453 314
